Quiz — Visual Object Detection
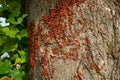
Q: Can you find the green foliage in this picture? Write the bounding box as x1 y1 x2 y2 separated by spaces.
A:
0 60 12 74
7 14 28 24
2 27 19 38
15 50 28 64
9 69 25 80
0 0 28 80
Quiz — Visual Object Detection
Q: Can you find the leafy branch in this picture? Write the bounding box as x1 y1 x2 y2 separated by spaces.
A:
0 0 28 80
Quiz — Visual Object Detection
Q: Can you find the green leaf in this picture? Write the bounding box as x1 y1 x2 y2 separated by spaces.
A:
0 60 12 74
9 27 19 38
2 27 19 38
8 1 21 17
11 54 19 61
10 7 20 18
7 14 28 24
2 39 18 52
15 58 22 64
15 50 28 64
18 50 27 62
17 17 23 24
16 33 22 40
12 54 19 59
20 29 28 37
2 27 9 33
7 17 17 24
16 14 28 24
10 69 25 80
2 43 18 52
22 14 28 18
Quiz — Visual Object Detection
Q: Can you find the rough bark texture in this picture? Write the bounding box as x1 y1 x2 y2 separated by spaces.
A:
26 0 120 80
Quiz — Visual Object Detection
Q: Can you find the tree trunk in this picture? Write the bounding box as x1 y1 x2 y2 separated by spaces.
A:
26 0 120 80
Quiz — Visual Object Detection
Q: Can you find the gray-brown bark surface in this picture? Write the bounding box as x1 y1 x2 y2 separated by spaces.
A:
26 0 120 80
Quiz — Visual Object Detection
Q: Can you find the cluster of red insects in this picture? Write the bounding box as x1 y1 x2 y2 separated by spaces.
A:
28 23 42 70
28 23 35 70
41 0 85 79
42 0 85 59
28 0 107 79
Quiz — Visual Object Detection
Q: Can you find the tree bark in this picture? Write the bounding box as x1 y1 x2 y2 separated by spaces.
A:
26 0 120 80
